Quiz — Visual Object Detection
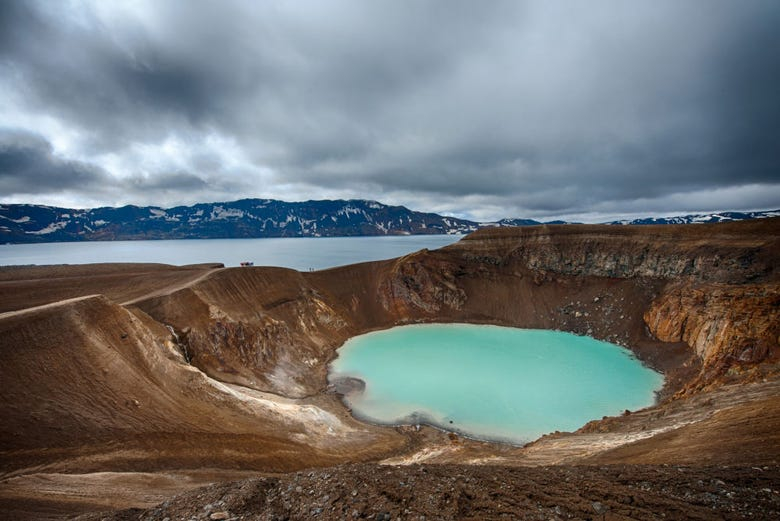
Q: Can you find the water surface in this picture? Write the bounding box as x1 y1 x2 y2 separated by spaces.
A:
0 235 461 269
329 324 663 444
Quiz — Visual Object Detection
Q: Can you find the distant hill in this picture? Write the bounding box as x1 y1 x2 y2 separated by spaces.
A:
0 199 528 243
608 210 779 226
0 198 776 243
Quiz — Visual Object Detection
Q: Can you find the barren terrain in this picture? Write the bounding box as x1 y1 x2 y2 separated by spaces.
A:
1 219 778 519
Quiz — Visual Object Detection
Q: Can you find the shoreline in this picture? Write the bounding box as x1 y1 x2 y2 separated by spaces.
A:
327 323 665 448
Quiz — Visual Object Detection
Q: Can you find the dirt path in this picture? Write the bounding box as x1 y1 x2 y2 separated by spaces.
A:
0 294 102 320
0 470 260 520
120 266 225 305
0 263 223 313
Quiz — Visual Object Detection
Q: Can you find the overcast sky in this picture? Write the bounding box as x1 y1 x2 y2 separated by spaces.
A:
1 0 778 222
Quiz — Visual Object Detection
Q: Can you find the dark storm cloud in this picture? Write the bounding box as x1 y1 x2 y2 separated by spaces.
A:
122 171 209 192
0 1 221 151
0 129 108 194
0 0 778 219
0 129 238 207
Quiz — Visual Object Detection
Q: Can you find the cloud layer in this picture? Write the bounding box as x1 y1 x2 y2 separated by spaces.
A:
1 0 778 220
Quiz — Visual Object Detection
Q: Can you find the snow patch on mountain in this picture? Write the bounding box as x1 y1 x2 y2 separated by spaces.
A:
29 221 69 235
211 206 245 220
609 210 779 226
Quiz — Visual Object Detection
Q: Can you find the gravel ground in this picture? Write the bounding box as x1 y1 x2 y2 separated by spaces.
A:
82 463 780 521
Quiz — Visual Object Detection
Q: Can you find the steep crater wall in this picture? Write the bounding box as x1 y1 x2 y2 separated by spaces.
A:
136 219 780 401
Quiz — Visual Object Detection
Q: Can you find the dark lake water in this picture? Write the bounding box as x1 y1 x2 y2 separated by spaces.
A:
0 235 462 270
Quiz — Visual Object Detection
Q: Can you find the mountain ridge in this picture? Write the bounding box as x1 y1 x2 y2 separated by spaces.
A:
0 198 777 243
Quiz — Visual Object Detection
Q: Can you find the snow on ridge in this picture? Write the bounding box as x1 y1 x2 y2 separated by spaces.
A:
210 206 245 220
337 205 366 218
279 214 295 227
28 220 69 235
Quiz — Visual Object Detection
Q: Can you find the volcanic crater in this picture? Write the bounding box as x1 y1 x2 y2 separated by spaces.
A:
1 219 779 520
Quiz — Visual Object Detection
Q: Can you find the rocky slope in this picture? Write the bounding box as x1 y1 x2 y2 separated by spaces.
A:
0 218 778 518
0 294 401 475
132 220 778 399
78 464 780 521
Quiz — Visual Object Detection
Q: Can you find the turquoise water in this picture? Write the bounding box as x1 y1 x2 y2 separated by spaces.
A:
328 324 664 444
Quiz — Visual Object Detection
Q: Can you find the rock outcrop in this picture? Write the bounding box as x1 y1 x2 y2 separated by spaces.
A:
456 221 776 282
645 282 780 392
442 220 780 392
378 250 467 316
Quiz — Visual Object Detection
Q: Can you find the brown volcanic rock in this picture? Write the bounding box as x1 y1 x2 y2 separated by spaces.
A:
645 282 780 393
0 263 223 313
378 249 467 315
458 219 779 282
0 295 403 474
82 464 780 521
448 219 780 390
584 394 780 465
0 295 207 451
137 267 355 396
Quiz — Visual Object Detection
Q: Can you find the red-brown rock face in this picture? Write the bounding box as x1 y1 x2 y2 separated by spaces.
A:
378 250 467 316
450 220 779 393
645 282 780 392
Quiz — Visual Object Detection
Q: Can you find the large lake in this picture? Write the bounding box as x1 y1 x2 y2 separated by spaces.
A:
329 324 664 444
0 235 462 270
